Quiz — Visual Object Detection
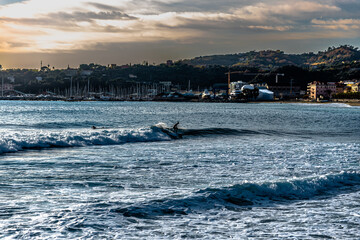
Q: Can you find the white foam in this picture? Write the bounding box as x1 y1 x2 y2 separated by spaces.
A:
0 126 171 154
221 171 360 202
292 102 353 108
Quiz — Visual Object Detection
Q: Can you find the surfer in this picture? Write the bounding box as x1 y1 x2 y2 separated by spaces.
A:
173 121 179 133
91 126 97 129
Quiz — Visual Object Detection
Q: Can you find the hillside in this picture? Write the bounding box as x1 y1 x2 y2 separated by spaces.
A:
180 45 360 69
308 45 360 66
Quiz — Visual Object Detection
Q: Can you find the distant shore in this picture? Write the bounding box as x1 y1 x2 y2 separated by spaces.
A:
0 97 359 106
248 100 360 106
283 100 360 106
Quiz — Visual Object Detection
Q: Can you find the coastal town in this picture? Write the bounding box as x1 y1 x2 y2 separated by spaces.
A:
1 66 359 104
1 46 360 104
1 76 359 105
1 0 360 239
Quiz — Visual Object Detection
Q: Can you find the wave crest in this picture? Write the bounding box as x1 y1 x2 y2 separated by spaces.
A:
115 172 360 218
0 126 171 154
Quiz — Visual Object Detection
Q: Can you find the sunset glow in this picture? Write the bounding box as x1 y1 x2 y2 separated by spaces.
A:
0 0 359 68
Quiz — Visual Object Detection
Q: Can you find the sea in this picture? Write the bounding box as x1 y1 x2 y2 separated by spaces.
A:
0 100 359 239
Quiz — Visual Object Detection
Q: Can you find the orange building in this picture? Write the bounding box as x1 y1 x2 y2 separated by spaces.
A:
307 81 336 100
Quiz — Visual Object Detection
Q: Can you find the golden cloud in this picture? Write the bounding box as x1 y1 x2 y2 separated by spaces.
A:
0 0 353 53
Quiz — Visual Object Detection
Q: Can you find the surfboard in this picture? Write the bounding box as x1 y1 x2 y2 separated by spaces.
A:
161 128 182 139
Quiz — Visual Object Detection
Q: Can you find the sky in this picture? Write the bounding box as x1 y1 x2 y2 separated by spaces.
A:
0 0 359 69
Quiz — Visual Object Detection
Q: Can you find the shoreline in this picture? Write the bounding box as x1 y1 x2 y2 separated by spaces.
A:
248 100 360 106
0 98 359 106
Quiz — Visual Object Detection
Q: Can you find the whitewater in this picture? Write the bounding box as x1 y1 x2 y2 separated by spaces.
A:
0 101 359 239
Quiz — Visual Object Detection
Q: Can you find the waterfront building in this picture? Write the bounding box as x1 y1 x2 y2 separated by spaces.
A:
229 81 247 100
335 80 360 93
257 88 274 101
336 82 346 94
352 82 360 92
229 81 247 93
344 80 360 93
307 81 336 100
229 82 274 100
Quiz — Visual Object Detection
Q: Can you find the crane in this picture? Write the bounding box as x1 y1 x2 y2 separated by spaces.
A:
225 71 243 95
276 73 285 83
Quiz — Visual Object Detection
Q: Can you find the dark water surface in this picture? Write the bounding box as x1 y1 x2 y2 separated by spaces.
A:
0 101 359 239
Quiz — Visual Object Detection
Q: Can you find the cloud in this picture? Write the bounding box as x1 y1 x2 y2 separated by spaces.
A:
248 25 293 31
0 0 359 67
86 2 121 11
149 0 258 13
49 11 137 21
312 18 360 30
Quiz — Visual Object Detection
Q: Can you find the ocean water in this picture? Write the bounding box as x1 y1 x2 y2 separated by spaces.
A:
0 100 359 239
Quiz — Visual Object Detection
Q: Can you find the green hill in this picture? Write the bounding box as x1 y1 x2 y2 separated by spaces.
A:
180 45 360 69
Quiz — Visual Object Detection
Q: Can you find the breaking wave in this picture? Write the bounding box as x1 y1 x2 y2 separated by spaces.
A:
114 171 360 218
292 102 360 108
0 122 352 154
0 126 173 154
1 123 256 154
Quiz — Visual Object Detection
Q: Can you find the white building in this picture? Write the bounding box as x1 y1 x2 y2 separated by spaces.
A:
257 89 274 100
